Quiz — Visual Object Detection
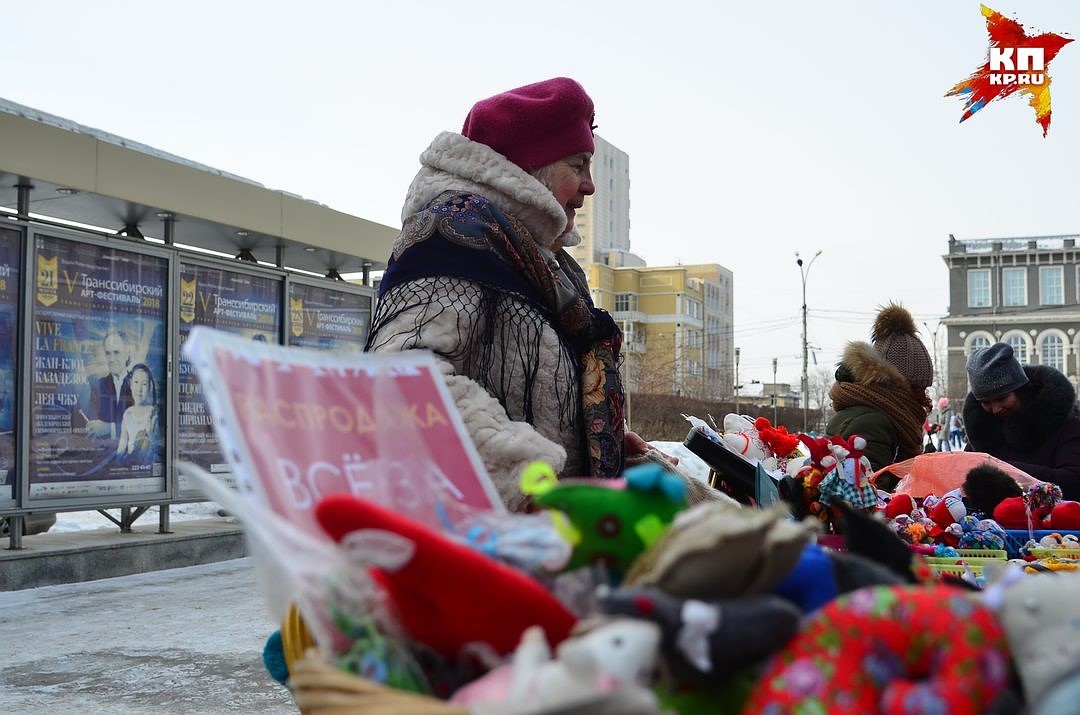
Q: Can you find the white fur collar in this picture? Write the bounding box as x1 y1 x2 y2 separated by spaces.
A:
400 132 580 249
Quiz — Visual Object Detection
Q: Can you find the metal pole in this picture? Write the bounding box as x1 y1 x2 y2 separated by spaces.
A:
797 250 822 432
801 268 808 432
734 347 741 416
15 182 32 219
772 357 778 426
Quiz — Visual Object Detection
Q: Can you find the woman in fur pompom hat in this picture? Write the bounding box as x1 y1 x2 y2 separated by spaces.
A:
826 303 933 480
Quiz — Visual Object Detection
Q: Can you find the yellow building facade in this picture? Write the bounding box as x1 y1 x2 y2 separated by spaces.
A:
585 263 733 401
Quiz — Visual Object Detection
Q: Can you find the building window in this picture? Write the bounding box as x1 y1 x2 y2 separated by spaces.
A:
1002 267 1027 306
1040 266 1064 305
969 335 991 354
685 299 702 319
967 269 991 307
1041 334 1065 372
614 293 636 312
1006 334 1029 364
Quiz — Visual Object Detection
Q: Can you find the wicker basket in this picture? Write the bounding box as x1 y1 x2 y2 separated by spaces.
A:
290 649 468 715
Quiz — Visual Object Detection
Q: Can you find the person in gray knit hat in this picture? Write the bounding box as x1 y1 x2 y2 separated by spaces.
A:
827 303 933 479
963 342 1080 499
966 343 1029 402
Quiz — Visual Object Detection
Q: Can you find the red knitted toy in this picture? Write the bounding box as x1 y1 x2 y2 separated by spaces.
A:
884 494 915 520
755 417 800 459
992 496 1029 530
1049 501 1080 530
315 493 577 658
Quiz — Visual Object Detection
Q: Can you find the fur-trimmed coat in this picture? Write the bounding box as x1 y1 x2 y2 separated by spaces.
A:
827 341 929 472
963 365 1080 500
366 133 592 510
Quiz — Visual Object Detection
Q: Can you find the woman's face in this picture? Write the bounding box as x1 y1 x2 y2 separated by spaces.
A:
980 391 1021 417
131 369 151 405
541 152 595 233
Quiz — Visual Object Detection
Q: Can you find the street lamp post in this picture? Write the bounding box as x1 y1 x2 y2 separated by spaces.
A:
734 347 741 416
772 357 779 426
796 250 823 432
922 320 944 400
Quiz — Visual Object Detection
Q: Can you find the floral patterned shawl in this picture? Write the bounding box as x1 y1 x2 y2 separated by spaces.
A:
372 190 626 477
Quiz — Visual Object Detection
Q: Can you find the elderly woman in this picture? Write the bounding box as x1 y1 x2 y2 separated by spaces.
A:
366 78 694 510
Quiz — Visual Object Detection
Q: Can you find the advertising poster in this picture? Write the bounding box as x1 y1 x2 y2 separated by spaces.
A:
287 282 370 353
183 327 502 540
178 262 281 491
0 227 19 497
29 235 167 498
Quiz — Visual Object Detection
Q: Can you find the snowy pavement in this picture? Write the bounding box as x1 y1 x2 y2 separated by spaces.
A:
0 558 295 714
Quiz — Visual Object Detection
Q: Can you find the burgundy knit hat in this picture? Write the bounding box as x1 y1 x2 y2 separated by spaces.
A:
461 77 596 172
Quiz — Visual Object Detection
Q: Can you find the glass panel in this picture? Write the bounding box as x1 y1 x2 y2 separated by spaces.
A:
968 269 991 307
29 235 167 499
1041 334 1065 372
0 227 20 501
1006 335 1029 364
177 262 282 492
1002 267 1026 306
287 281 370 353
1040 266 1064 305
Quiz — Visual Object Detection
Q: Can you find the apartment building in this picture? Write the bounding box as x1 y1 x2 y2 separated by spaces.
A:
572 135 735 401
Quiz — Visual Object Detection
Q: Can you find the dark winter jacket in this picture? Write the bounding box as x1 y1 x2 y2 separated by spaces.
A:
963 365 1080 500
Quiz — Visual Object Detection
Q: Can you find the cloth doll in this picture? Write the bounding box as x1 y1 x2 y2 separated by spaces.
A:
816 435 878 524
450 620 662 712
600 585 802 680
793 433 839 529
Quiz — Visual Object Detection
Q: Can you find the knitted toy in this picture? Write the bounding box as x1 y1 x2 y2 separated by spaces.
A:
720 413 770 465
994 482 1068 531
771 541 906 614
754 417 800 474
793 433 838 528
755 418 799 459
953 514 1007 551
883 493 915 520
926 489 967 530
816 435 878 520
992 496 1029 530
314 493 576 658
743 584 1010 714
625 501 816 601
889 511 938 546
529 463 687 579
450 620 662 711
1048 502 1080 530
600 585 802 680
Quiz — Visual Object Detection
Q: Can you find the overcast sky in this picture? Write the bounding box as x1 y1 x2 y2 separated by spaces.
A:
3 0 1078 390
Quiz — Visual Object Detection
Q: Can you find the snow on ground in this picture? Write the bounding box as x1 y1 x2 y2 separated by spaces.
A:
50 501 230 533
0 558 294 714
649 441 711 483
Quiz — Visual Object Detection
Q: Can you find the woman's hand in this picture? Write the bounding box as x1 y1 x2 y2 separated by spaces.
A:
624 430 679 466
